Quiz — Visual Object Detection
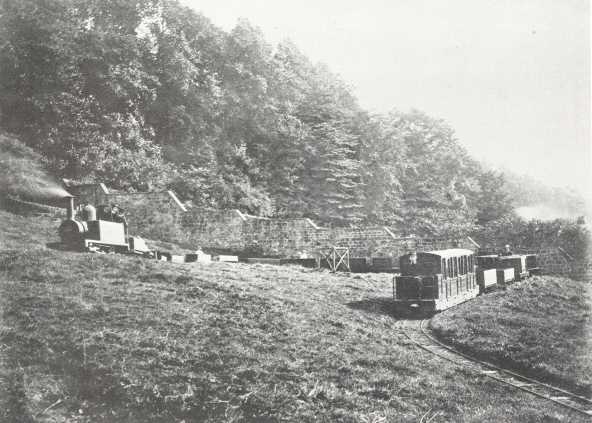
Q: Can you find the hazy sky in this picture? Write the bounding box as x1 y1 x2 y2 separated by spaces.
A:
181 0 590 196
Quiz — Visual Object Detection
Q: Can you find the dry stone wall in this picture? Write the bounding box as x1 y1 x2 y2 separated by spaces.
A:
528 247 591 280
178 214 475 259
65 182 187 241
180 207 246 252
326 227 397 257
241 217 322 257
104 191 186 239
570 262 592 281
13 181 585 278
63 183 589 279
63 182 480 259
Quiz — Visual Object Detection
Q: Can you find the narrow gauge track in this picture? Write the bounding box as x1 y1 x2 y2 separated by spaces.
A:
396 318 592 417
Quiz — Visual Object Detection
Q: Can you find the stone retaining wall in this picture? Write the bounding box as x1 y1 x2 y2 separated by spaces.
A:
533 248 572 275
65 182 186 240
60 182 587 278
180 207 246 252
105 191 186 239
241 217 322 257
61 183 480 259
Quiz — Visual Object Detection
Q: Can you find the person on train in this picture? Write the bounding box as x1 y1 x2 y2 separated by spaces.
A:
501 244 513 256
80 201 96 221
111 204 128 237
97 204 112 221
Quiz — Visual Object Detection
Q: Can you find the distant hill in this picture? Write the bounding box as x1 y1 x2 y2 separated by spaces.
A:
501 170 588 220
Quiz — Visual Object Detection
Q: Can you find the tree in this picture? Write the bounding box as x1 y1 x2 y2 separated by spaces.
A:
473 168 514 226
0 0 168 190
303 122 364 223
387 110 477 236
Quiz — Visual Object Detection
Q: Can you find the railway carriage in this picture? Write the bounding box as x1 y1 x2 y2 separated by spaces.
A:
393 249 479 314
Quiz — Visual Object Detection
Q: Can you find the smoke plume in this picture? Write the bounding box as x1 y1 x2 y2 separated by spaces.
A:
0 133 71 204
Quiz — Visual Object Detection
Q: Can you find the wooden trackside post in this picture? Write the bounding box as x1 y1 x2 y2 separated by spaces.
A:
323 246 350 272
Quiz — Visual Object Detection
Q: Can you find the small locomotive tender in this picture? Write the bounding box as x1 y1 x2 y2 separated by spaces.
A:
393 249 479 314
58 195 150 254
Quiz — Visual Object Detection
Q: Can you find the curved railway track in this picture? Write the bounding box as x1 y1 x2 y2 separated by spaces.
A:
396 318 592 418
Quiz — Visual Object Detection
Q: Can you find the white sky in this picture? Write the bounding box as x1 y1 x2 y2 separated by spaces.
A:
181 0 591 197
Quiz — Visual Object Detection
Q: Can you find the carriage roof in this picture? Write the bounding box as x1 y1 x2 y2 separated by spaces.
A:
498 254 525 259
420 248 475 259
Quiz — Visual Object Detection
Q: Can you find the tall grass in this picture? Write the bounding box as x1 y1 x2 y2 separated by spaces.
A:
0 210 588 421
431 275 592 396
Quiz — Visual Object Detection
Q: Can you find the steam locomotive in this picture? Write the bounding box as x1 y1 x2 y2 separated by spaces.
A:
58 196 150 254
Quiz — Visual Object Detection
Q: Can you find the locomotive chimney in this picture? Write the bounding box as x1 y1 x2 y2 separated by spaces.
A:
64 195 75 220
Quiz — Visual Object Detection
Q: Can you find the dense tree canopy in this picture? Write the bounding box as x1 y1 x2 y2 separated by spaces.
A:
2 0 583 238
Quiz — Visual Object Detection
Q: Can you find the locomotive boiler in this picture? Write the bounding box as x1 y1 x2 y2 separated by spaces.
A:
58 196 147 254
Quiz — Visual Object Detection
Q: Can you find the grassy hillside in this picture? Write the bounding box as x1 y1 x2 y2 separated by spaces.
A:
0 209 587 422
0 206 61 250
431 276 591 396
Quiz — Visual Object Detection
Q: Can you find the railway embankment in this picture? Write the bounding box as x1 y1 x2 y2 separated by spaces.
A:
431 276 591 397
0 208 588 422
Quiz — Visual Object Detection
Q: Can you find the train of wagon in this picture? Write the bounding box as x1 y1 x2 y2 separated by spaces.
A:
56 194 540 314
392 248 540 314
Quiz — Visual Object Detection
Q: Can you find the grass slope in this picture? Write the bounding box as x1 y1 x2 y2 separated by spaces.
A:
431 276 592 396
0 209 587 422
0 207 61 250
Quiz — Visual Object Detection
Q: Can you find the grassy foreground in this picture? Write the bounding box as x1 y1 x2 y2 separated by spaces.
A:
431 275 592 397
0 209 588 422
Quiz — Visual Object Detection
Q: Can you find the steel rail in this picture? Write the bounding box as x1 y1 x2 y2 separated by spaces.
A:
397 318 592 417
